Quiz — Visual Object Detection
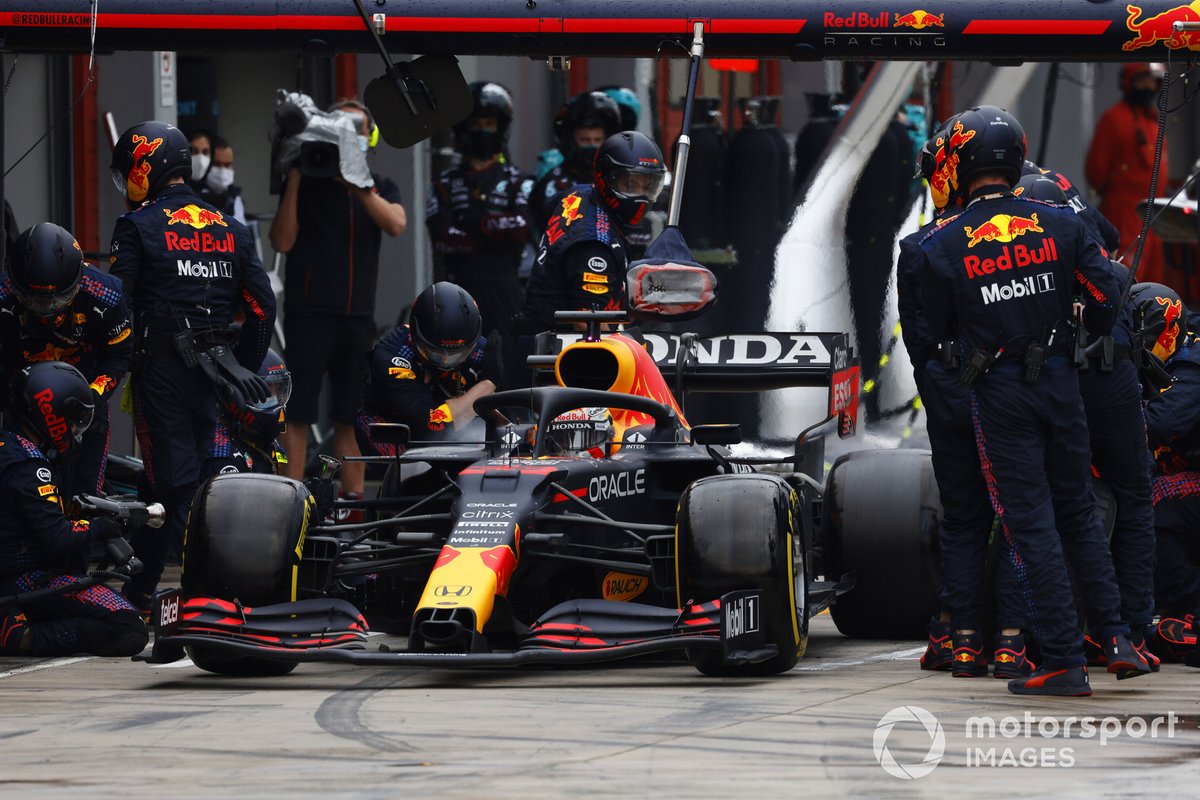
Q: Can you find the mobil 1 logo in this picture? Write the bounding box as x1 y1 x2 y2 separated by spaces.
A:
720 590 766 658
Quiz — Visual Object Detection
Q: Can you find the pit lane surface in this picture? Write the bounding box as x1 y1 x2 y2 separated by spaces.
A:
2 613 1197 798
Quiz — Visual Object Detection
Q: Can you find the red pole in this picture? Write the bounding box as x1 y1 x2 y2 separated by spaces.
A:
71 54 99 254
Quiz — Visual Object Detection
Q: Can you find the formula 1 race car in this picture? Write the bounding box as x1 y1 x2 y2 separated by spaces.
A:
144 261 941 678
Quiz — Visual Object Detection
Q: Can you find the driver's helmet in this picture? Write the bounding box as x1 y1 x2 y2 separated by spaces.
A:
545 406 613 457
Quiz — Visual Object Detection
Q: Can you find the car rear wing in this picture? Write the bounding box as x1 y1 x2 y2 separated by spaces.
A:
535 329 861 438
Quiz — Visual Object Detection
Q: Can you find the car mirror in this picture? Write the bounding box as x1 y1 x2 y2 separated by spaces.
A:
369 423 411 446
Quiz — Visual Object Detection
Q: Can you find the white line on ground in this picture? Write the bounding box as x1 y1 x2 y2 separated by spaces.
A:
794 645 926 672
0 656 92 679
152 657 196 669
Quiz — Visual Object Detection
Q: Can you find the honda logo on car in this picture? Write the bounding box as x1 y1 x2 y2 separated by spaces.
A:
981 273 1055 305
588 469 645 501
557 333 833 367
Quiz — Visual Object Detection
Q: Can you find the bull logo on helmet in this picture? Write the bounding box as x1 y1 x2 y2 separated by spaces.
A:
127 134 164 202
1153 295 1184 360
928 120 976 211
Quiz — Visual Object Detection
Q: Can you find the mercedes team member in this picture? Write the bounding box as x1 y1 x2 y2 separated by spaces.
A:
108 120 276 610
428 82 532 338
0 362 148 658
918 106 1148 696
530 91 621 239
522 131 667 333
357 282 498 457
0 223 132 498
899 119 1032 679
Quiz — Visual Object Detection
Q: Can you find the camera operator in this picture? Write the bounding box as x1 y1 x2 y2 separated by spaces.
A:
269 99 406 512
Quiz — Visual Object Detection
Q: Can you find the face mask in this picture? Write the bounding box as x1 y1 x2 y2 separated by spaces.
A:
1126 88 1158 107
458 129 502 160
357 135 370 153
206 165 235 193
190 153 211 181
569 145 599 176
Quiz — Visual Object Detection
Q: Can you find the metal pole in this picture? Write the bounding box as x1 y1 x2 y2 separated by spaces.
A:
666 22 704 228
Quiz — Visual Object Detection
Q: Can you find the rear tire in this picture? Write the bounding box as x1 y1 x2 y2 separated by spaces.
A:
823 449 940 639
181 474 314 677
676 474 807 676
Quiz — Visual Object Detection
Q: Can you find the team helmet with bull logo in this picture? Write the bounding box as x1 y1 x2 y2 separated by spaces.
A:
111 121 191 203
9 223 85 317
917 114 966 212
409 282 483 371
1130 282 1188 361
593 131 667 230
9 361 95 456
545 406 613 458
950 105 1027 188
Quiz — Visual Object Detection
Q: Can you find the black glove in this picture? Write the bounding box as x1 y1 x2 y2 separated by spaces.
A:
210 345 271 404
88 515 124 542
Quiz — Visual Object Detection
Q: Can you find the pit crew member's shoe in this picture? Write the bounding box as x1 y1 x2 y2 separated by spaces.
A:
951 631 988 677
1129 627 1161 673
1149 615 1197 663
1082 633 1107 667
920 617 953 671
1008 664 1092 696
1105 633 1153 680
0 611 29 656
992 634 1035 679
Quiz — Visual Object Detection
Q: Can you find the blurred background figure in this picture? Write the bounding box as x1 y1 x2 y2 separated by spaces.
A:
1086 63 1169 286
427 82 531 339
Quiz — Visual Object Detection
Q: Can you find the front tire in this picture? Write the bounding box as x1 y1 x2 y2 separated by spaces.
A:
676 474 807 676
181 474 315 676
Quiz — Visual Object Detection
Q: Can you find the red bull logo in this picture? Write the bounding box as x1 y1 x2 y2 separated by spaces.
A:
1154 296 1184 359
560 193 583 226
1124 2 1200 51
964 213 1044 248
995 653 1016 664
163 204 228 229
126 135 163 201
894 10 944 29
429 405 453 427
824 11 890 28
33 388 70 448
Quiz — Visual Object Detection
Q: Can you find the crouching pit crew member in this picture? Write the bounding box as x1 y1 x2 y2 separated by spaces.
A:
108 120 276 611
0 363 147 657
357 282 499 457
0 223 132 499
918 106 1150 696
